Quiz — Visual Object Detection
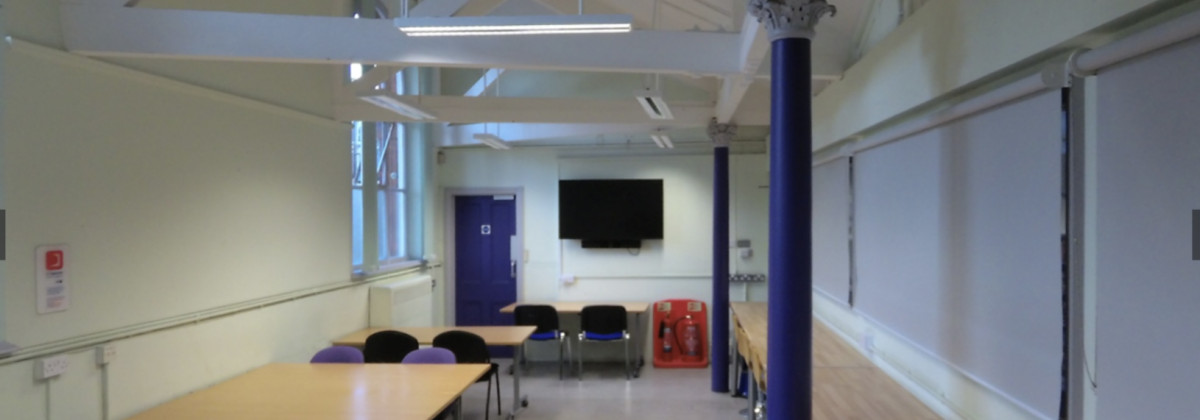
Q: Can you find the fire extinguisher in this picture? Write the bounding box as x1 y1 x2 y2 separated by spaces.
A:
677 315 701 362
659 318 675 361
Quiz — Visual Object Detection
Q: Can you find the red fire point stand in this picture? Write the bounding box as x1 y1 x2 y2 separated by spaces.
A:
652 299 709 368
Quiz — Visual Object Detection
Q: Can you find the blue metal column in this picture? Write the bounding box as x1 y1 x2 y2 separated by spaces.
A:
749 2 835 419
711 132 731 393
768 35 813 420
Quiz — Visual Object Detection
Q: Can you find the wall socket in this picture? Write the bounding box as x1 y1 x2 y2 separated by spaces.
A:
96 344 116 365
36 355 70 380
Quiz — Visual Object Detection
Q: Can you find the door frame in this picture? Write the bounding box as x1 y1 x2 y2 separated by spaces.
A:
443 187 524 325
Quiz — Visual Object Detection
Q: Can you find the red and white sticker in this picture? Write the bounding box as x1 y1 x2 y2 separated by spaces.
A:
36 245 69 314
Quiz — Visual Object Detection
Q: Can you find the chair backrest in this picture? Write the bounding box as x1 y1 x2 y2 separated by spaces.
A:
580 305 628 335
310 346 364 364
363 330 420 363
432 330 491 364
401 347 457 364
514 304 560 334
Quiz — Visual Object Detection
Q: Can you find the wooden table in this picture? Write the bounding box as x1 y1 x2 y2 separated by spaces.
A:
332 326 535 347
731 302 768 392
332 325 536 419
500 301 651 377
127 363 488 420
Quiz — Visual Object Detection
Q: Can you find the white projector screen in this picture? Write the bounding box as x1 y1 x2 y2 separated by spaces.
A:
812 157 852 304
854 90 1063 418
1093 36 1200 420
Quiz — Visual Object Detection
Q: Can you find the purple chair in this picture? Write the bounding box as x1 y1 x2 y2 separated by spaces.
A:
401 347 457 364
403 347 459 419
309 346 364 364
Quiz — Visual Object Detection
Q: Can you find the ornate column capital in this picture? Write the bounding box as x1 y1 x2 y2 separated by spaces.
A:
748 0 837 41
708 118 737 148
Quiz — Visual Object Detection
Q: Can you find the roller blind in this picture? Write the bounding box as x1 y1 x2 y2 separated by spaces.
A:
854 89 1063 418
812 157 852 303
1093 36 1200 420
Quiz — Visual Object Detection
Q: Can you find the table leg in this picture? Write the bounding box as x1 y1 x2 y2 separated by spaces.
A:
633 312 644 378
748 374 759 420
731 336 741 396
507 343 528 419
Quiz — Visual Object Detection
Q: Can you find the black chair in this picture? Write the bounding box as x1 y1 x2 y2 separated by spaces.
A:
433 330 502 420
362 330 419 363
577 305 631 380
514 304 570 379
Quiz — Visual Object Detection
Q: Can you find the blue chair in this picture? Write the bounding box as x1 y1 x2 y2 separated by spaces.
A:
309 346 364 364
363 330 419 363
577 305 631 380
514 304 570 379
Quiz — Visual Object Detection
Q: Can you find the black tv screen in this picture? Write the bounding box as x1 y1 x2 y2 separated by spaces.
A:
559 179 663 243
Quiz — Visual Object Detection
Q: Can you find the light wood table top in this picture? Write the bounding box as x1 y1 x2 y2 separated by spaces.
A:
499 301 651 314
127 363 489 420
332 325 536 347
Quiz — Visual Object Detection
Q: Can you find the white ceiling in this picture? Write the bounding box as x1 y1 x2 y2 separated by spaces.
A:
64 0 908 150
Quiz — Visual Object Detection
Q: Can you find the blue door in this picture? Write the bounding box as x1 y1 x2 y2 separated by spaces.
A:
455 195 517 355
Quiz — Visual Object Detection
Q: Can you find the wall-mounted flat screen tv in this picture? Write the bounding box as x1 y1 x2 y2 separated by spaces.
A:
559 179 663 247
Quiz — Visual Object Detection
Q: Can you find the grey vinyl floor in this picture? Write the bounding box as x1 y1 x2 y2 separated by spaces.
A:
453 359 747 420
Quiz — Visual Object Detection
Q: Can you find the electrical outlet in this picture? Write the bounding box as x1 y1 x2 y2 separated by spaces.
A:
36 355 70 379
96 344 116 365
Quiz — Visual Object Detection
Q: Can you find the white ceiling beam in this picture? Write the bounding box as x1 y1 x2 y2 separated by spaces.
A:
464 68 506 96
663 0 731 30
61 5 743 76
714 13 770 123
440 122 681 147
409 0 473 17
333 95 759 124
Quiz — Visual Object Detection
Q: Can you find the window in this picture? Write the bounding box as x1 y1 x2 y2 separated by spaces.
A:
350 66 423 274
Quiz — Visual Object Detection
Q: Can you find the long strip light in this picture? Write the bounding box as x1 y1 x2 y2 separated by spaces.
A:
473 133 511 150
650 134 674 149
358 90 436 120
396 14 632 37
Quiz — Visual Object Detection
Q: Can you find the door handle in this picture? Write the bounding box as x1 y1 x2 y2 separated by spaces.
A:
510 260 517 278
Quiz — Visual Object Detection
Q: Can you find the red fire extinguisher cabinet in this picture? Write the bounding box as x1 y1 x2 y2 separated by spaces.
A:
652 299 709 368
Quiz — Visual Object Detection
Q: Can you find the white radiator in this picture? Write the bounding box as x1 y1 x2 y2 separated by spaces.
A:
368 274 434 327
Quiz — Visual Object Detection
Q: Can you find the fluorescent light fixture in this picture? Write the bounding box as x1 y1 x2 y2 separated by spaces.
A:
396 14 632 36
473 133 511 150
635 89 673 120
650 134 674 149
358 90 436 120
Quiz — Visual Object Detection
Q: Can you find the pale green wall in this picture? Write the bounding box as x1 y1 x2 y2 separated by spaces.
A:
813 0 1171 150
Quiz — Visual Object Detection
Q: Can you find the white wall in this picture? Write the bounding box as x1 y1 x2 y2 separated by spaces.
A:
436 148 769 358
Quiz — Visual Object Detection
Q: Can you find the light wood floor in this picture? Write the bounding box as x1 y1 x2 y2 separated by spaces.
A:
447 320 942 419
810 321 940 419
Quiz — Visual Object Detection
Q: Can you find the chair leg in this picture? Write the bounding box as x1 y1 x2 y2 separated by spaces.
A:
577 338 584 381
494 370 503 415
484 378 492 420
624 336 631 380
557 334 565 380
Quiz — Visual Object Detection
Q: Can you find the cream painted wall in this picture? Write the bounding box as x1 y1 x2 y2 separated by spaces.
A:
0 16 370 420
813 0 1168 150
3 43 349 345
